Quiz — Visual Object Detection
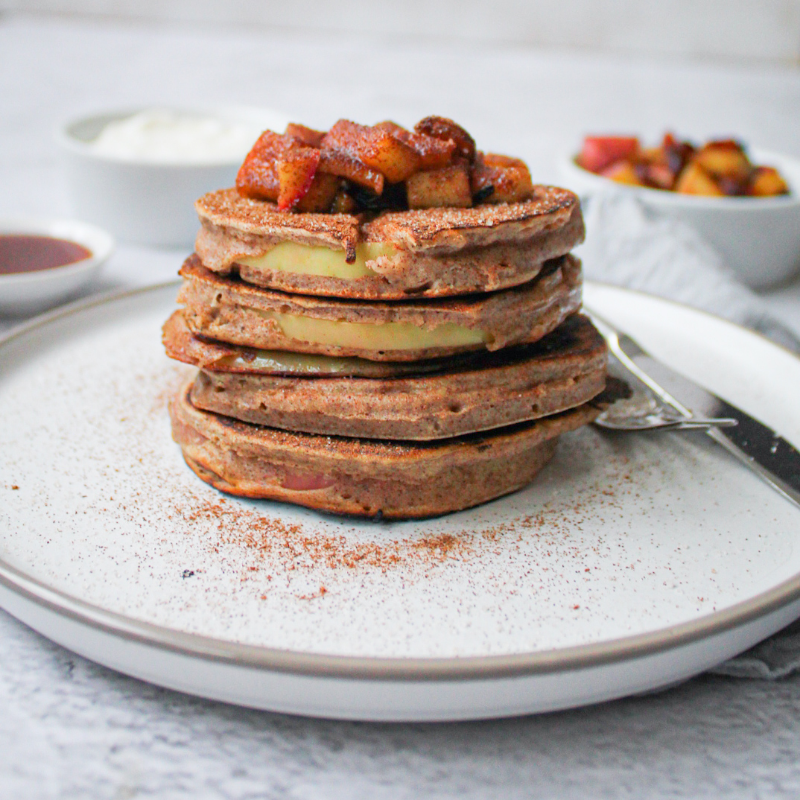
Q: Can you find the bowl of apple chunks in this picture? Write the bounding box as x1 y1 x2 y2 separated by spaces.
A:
577 134 789 198
235 116 535 213
558 133 800 289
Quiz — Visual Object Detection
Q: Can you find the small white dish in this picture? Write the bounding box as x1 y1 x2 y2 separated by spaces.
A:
57 106 290 248
558 148 800 289
0 217 114 316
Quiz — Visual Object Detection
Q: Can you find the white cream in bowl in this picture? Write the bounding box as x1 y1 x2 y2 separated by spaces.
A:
88 109 264 164
57 106 290 248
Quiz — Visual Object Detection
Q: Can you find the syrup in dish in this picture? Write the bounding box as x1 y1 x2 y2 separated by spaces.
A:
0 235 92 275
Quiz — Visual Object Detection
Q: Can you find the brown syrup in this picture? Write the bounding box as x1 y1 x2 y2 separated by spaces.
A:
0 235 92 275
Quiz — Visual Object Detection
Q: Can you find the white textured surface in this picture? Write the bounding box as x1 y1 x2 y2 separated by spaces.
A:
2 12 800 797
5 607 800 798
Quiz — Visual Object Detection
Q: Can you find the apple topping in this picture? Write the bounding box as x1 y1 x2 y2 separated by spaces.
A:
236 130 289 201
578 132 790 198
470 153 534 203
577 136 639 174
407 163 472 208
636 133 695 190
235 116 542 212
286 122 326 148
693 141 750 183
748 166 790 197
323 119 421 184
360 131 421 184
296 171 341 213
330 185 358 214
414 116 476 162
276 144 321 211
318 147 384 194
661 133 695 176
674 162 725 196
601 160 646 187
374 120 457 170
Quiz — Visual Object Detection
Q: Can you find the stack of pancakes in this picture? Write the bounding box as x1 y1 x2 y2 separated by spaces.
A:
164 177 607 518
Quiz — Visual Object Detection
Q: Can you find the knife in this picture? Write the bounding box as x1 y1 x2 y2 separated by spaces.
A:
588 310 800 511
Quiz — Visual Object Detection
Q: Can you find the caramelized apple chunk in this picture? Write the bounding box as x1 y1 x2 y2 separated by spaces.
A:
330 185 358 214
236 130 290 201
414 116 476 162
577 136 639 174
324 119 421 184
410 135 458 170
373 120 407 136
642 162 677 190
692 140 751 183
674 162 725 196
286 122 326 148
635 133 694 190
275 144 321 211
748 166 790 197
360 131 421 183
296 171 341 212
375 121 457 170
406 164 472 208
318 147 384 194
601 160 646 186
470 152 533 203
662 133 695 176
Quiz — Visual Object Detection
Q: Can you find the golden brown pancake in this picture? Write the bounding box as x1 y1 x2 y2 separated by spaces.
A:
170 381 600 519
194 185 584 299
177 254 582 361
165 312 607 440
163 308 481 378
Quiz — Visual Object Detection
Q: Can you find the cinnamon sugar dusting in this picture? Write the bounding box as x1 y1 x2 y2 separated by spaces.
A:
196 185 577 252
178 497 471 572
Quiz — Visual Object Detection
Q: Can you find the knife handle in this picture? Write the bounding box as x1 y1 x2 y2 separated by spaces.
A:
589 309 800 511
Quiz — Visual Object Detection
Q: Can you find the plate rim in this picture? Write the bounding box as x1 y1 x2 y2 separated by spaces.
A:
1 280 799 683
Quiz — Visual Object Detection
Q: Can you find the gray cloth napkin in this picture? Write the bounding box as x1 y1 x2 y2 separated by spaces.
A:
577 191 800 680
577 192 800 353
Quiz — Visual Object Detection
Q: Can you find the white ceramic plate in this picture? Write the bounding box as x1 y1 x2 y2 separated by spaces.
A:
1 283 799 722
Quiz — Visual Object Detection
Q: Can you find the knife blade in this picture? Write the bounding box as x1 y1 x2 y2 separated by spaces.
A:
589 310 800 511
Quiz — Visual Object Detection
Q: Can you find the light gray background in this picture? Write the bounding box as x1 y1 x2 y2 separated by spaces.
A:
4 0 800 63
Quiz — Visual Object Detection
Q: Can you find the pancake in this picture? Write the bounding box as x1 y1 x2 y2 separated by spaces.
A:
170 381 600 519
177 253 582 362
162 308 476 378
166 117 603 519
169 313 607 440
195 185 583 299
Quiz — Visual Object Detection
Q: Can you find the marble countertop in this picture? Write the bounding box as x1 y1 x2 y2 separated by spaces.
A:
2 13 800 798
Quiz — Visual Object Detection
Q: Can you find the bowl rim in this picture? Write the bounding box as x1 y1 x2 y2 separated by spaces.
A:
558 146 800 210
55 104 292 167
0 216 115 286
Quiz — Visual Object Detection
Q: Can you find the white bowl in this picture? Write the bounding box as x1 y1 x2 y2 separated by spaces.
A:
56 106 290 248
558 148 800 289
0 217 114 316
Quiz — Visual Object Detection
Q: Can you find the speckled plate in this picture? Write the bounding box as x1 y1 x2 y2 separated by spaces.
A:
1 282 799 722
